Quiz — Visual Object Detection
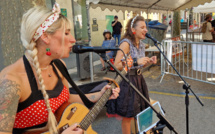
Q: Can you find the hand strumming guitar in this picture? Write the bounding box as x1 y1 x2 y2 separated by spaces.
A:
62 123 83 134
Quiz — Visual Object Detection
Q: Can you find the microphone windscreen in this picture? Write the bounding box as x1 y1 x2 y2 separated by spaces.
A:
145 33 150 38
72 45 81 53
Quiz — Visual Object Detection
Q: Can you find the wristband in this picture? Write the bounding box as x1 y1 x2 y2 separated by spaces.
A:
133 58 138 66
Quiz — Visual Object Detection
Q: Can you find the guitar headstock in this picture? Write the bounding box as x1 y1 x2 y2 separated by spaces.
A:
121 55 133 72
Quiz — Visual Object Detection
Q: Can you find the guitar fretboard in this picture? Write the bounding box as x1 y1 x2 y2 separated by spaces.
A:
80 69 127 130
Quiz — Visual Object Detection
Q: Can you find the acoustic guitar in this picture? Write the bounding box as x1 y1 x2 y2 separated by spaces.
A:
24 56 133 134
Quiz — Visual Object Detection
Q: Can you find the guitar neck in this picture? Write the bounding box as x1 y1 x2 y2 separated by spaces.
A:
80 69 127 130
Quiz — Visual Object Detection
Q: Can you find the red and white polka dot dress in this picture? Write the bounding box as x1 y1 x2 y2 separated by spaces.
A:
14 86 69 128
13 56 71 133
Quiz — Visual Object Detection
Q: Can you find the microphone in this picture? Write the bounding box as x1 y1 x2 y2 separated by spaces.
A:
72 45 120 54
145 33 160 44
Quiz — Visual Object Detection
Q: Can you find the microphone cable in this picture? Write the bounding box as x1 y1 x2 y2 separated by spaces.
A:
119 48 130 76
118 48 131 96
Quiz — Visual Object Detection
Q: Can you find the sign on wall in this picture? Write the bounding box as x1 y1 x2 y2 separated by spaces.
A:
61 8 67 17
92 18 98 31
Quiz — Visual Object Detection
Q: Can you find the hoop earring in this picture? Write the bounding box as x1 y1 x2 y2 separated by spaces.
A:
133 32 136 34
46 48 51 56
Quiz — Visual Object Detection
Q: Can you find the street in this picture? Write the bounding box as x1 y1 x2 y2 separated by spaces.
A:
68 58 215 134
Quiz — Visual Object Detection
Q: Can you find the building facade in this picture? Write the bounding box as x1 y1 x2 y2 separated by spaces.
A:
0 0 166 71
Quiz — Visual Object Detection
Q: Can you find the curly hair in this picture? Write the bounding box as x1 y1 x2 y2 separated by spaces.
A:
121 16 145 46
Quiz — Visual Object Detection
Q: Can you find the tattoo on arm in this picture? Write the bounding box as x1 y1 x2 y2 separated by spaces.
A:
89 95 96 101
0 78 20 132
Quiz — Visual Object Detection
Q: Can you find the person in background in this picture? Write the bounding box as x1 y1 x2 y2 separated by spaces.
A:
100 30 116 71
180 17 184 22
0 3 120 134
107 16 157 134
193 19 196 25
168 19 172 32
211 16 215 42
169 19 172 26
202 14 214 42
112 16 122 46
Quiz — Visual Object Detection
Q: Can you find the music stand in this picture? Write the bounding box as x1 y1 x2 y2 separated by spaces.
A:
136 101 165 134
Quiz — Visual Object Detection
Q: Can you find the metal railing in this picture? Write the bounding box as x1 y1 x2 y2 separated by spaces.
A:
186 31 202 42
160 40 215 85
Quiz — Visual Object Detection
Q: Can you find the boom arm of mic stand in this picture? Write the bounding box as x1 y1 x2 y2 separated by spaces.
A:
154 42 204 106
100 53 178 134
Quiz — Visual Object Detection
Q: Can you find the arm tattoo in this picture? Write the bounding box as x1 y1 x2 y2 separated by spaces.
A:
89 95 96 101
0 78 20 132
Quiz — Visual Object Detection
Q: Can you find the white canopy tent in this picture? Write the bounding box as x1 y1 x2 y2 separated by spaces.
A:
90 0 214 12
193 0 215 13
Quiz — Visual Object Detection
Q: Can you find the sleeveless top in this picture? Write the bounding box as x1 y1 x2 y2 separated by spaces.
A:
120 38 145 68
13 56 70 133
106 38 150 117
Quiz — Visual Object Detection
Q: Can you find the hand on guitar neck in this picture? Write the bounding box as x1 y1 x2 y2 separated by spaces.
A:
100 84 120 100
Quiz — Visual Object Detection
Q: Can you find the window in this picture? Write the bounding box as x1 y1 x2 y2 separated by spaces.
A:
46 0 55 9
72 0 89 45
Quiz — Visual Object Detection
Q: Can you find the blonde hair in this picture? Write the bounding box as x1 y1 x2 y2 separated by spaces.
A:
21 6 70 134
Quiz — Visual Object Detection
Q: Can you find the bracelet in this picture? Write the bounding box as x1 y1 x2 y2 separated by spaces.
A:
133 58 138 66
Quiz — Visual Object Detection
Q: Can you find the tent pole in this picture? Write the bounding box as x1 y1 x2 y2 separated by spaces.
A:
198 13 201 28
86 0 94 82
147 9 150 23
147 9 149 20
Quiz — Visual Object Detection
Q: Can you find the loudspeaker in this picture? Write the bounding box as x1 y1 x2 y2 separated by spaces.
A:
76 53 90 80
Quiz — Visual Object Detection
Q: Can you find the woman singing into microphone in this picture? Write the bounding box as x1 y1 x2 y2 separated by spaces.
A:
107 16 157 134
0 3 120 134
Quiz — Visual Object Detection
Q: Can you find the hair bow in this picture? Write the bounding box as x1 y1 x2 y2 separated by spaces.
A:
33 2 61 41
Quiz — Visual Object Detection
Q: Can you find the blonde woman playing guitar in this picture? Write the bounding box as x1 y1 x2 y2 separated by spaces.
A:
22 55 133 134
0 3 119 134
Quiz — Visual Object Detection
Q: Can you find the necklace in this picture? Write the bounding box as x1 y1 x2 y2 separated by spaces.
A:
42 65 52 77
40 65 49 70
41 65 52 77
25 54 52 77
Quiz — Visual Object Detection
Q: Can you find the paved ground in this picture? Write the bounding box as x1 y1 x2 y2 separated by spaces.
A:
68 61 215 134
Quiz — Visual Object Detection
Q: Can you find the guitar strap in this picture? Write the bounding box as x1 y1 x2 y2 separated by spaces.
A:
52 59 94 108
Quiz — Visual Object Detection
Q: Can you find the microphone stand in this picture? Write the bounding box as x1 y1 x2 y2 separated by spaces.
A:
99 53 178 134
152 41 204 134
